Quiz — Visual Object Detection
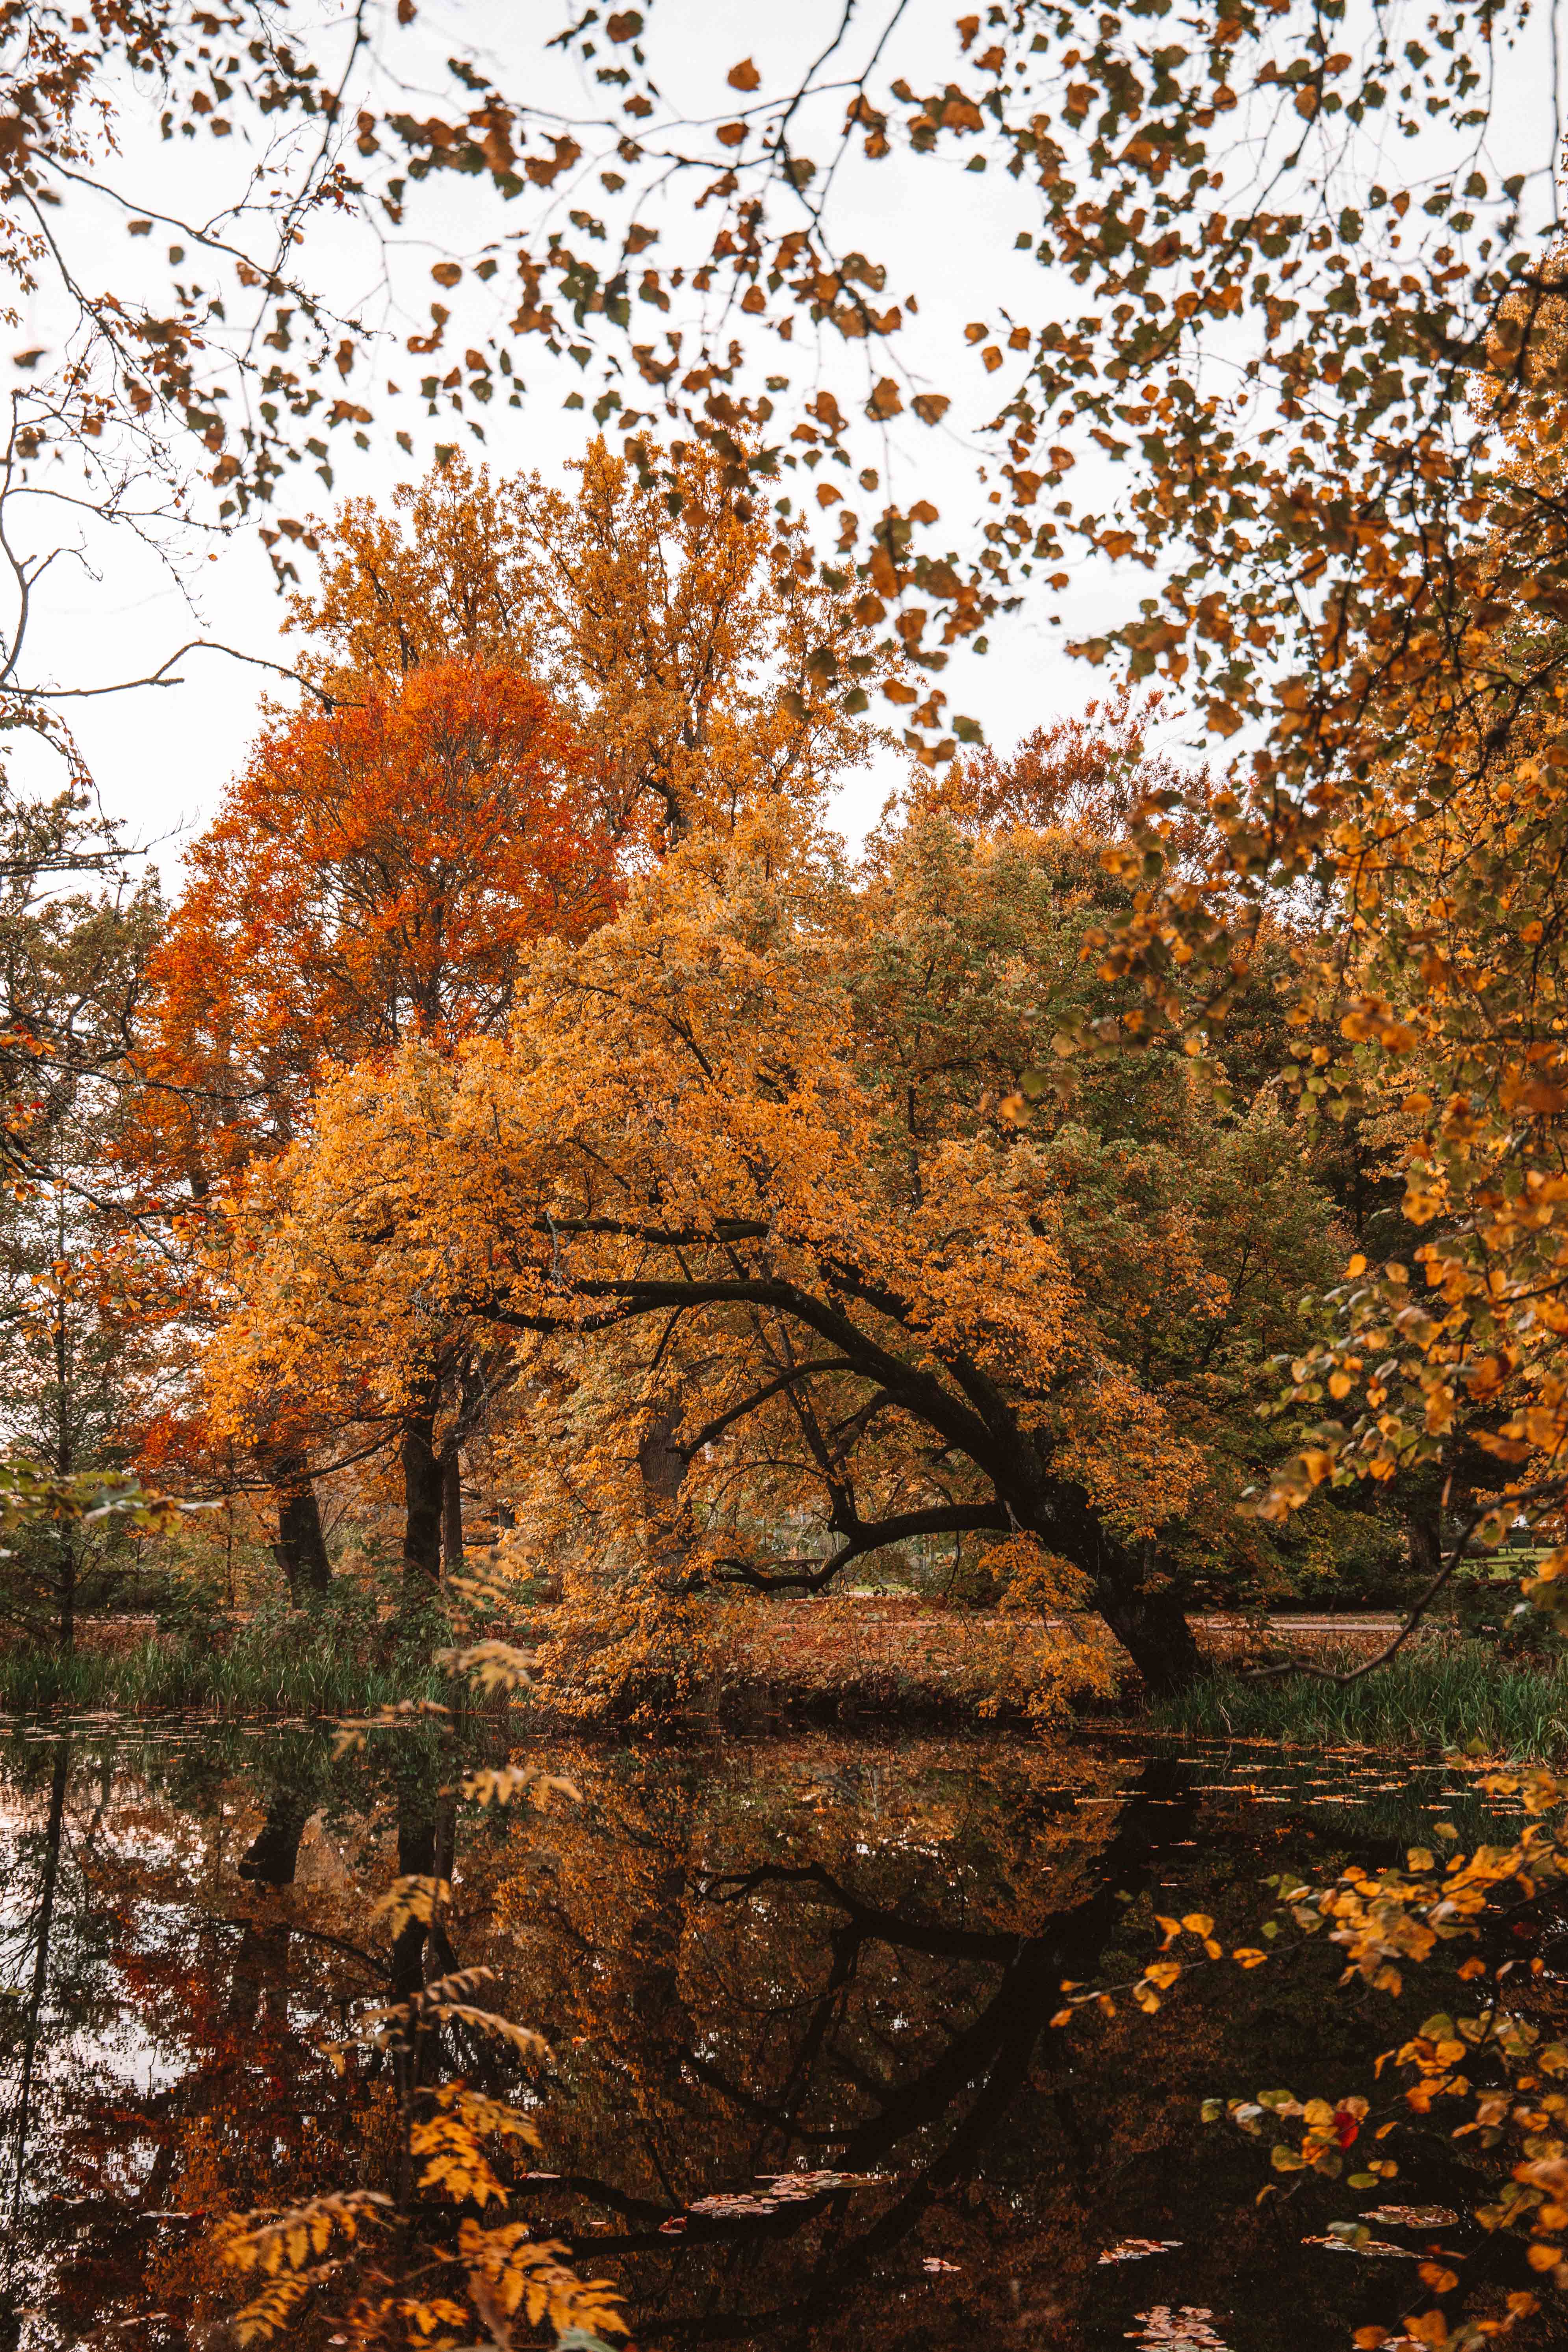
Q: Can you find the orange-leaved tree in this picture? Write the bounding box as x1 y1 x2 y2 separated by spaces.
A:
289 441 894 852
132 655 616 1596
172 437 898 1596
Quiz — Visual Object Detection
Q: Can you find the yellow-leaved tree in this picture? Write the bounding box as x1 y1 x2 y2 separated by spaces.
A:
204 792 1353 1697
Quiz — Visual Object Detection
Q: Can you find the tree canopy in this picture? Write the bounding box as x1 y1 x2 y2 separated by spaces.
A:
201 783 1364 1687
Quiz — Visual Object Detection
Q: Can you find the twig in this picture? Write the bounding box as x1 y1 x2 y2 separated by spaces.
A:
1243 1480 1564 1686
25 641 354 709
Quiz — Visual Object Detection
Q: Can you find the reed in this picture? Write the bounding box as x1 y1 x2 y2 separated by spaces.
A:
0 1596 451 1719
1152 1639 1568 1760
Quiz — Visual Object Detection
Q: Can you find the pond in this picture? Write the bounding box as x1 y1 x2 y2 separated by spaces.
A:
0 1720 1558 2352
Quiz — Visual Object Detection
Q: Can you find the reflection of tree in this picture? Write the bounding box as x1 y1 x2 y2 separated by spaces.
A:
2 1739 69 2228
0 1734 385 2342
2 1725 1516 2352
486 1744 1197 2341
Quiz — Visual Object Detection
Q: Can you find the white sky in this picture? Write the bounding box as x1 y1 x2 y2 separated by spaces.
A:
10 0 1564 878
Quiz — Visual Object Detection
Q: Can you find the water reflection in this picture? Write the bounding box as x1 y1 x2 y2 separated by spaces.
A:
0 1726 1550 2350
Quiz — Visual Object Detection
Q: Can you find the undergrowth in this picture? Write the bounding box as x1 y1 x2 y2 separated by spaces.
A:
1151 1638 1568 1761
0 1593 451 1718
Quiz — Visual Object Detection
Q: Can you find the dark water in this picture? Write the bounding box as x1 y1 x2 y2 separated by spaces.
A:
0 1719 1560 2351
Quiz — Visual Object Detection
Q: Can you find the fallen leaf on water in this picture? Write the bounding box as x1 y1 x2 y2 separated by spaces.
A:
755 2170 889 2202
688 2170 889 2219
1362 2205 1459 2229
1126 2308 1231 2350
1100 2238 1182 2263
1301 2234 1418 2259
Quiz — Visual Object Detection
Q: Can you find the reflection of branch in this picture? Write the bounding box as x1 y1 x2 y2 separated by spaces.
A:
585 1757 1199 2316
1245 1479 1564 1687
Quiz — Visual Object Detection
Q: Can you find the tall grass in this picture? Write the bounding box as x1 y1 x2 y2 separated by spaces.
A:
0 1598 452 1718
1152 1639 1568 1761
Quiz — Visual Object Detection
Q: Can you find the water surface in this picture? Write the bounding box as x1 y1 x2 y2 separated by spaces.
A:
0 1721 1553 2350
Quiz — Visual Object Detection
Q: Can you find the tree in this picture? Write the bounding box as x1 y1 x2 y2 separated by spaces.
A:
289 440 894 851
141 436 899 1598
130 653 613 1595
201 795 1355 1693
134 657 611 1184
13 2 1561 1635
0 791 168 1643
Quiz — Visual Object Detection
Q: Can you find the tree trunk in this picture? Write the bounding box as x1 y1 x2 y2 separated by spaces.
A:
401 1405 444 1593
1034 1489 1206 1694
58 1532 76 1654
441 1448 464 1579
274 1479 332 1605
1094 1575 1207 1696
1407 1504 1444 1583
638 1401 688 1569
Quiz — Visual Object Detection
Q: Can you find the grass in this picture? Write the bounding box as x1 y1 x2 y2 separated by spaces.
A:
0 1595 454 1718
1151 1637 1568 1761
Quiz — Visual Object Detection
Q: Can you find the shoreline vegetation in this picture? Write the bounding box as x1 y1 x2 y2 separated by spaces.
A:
4 1597 1565 1760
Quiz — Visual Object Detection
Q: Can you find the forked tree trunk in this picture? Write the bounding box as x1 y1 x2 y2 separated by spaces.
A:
401 1406 444 1593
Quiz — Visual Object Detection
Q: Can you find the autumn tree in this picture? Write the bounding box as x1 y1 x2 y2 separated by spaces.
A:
201 793 1361 1693
132 654 614 1594
289 440 893 850
136 658 609 1183
0 828 167 1643
12 1 1566 1641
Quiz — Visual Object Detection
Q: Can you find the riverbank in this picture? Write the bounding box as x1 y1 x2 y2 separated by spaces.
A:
1149 1639 1568 1760
0 1601 451 1719
2 1600 1562 1757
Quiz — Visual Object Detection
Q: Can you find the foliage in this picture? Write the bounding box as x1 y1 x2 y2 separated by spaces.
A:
202 790 1359 1691
290 441 896 851
1177 1767 1568 2349
15 7 1568 1632
0 774 183 1631
521 1552 723 1728
132 655 612 1194
712 1586 1119 1729
212 1791 627 2352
